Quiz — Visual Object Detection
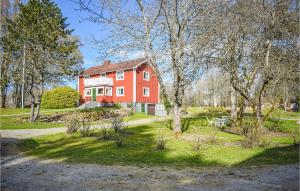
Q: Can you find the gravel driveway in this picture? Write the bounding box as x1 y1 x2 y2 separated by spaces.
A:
0 118 161 139
1 153 299 191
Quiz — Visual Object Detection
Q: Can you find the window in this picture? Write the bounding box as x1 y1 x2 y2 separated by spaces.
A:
116 71 124 80
105 87 112 96
143 87 150 97
84 75 90 79
97 87 104 95
116 87 124 96
143 71 150 81
100 73 106 78
85 88 91 96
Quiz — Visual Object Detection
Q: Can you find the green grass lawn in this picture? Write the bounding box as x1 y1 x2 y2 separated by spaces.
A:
0 107 76 116
0 117 64 129
18 117 299 167
1 109 153 130
124 112 154 121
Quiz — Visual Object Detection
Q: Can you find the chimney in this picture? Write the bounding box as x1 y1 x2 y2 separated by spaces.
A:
103 60 111 66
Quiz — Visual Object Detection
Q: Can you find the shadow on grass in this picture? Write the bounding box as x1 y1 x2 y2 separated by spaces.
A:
17 124 223 167
16 123 299 167
235 144 299 166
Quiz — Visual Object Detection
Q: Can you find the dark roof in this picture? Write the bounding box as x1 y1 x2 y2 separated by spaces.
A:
81 58 148 76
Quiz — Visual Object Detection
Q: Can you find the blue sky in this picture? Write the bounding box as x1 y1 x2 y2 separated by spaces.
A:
54 0 102 69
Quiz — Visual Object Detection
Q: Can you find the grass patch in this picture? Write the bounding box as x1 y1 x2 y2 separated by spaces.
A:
1 117 63 130
18 118 299 167
124 112 154 121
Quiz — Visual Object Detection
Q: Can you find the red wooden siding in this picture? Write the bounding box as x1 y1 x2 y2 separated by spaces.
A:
78 62 159 104
136 64 159 104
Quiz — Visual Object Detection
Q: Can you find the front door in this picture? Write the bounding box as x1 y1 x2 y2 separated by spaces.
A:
92 88 96 101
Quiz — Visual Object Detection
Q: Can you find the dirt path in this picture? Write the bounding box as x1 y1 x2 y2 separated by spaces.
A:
1 152 299 191
0 118 163 139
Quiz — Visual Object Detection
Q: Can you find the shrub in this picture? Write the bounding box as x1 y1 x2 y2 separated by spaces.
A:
110 115 124 133
207 130 218 145
100 123 111 139
267 117 283 132
193 136 202 151
241 128 264 148
115 133 124 147
181 118 192 132
156 129 166 150
259 135 272 148
79 121 93 137
291 128 300 145
42 87 79 109
65 115 80 134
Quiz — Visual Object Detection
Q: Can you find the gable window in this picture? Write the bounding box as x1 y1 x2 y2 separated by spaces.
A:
143 71 150 81
116 71 124 80
85 88 91 96
143 87 150 97
105 87 112 96
100 73 106 78
97 87 104 95
84 75 90 79
116 87 124 96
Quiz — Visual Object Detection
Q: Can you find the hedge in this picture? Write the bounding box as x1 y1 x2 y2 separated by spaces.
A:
42 87 79 109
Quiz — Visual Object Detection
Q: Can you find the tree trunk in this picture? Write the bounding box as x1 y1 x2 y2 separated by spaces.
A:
255 101 263 129
173 104 182 134
230 85 238 126
30 92 35 122
33 94 41 121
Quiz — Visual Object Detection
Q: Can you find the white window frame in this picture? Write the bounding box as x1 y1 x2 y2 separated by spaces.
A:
116 87 124 97
143 87 150 97
143 71 150 81
116 70 124 80
96 87 104 96
105 87 112 96
85 88 92 97
100 73 106 78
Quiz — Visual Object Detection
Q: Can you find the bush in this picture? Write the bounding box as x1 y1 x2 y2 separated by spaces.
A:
207 130 218 145
115 133 124 147
100 123 111 139
65 115 80 134
42 87 79 109
156 129 166 150
193 136 202 151
79 121 93 137
110 115 124 133
291 128 300 145
267 117 283 132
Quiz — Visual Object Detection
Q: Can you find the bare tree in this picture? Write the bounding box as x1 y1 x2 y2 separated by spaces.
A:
77 0 217 133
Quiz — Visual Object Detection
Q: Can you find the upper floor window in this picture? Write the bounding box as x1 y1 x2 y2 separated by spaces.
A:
116 71 124 80
84 75 90 79
100 73 106 78
97 87 104 95
116 87 124 96
85 88 91 96
143 87 150 97
105 87 112 96
143 71 150 81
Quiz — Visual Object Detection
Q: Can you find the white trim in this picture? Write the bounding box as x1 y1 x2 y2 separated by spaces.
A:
116 70 124 80
96 86 104 96
143 71 150 81
105 87 112 96
116 86 124 97
84 88 92 97
143 87 150 97
133 68 136 102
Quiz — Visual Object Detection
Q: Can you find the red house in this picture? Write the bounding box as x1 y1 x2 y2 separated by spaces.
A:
78 58 160 114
